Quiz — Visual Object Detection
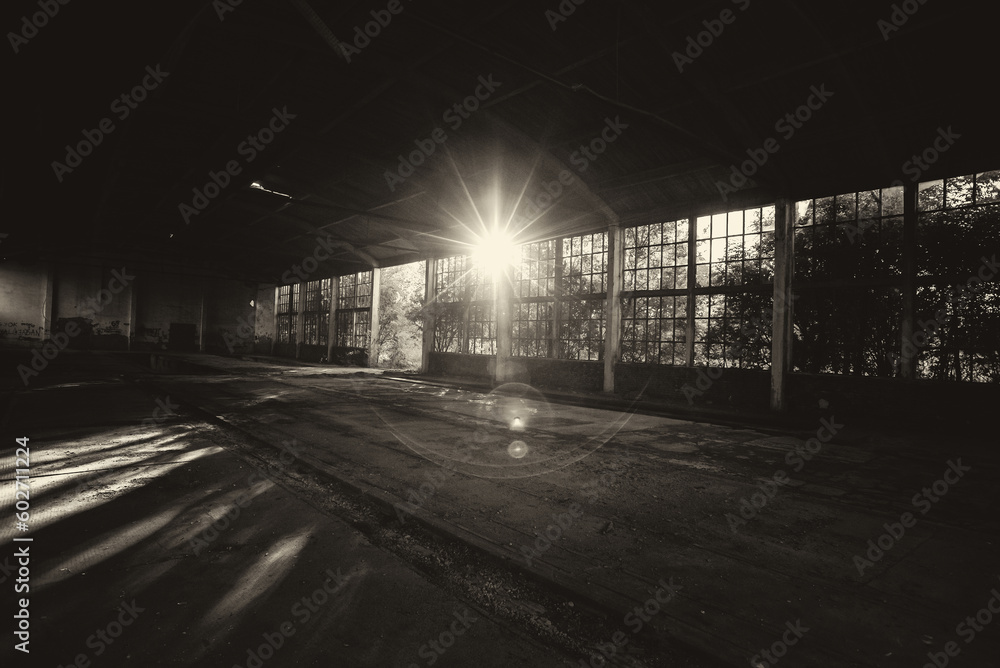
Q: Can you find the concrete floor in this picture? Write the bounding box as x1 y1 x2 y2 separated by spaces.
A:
1 351 997 667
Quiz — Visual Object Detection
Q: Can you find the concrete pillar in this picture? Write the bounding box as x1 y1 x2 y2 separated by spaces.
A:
603 223 624 392
420 258 437 373
770 199 796 412
42 263 55 341
198 287 206 353
127 273 138 352
327 276 339 363
295 281 306 359
899 182 918 379
685 216 697 366
551 240 563 358
368 267 382 367
494 264 514 383
270 286 279 355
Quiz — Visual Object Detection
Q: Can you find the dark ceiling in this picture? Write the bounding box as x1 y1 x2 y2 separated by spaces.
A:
5 0 998 283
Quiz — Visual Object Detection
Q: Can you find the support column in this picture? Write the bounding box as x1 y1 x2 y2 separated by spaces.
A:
327 276 339 364
420 259 437 374
127 274 138 351
42 263 55 341
770 199 796 411
198 287 206 353
494 263 514 384
368 267 382 367
295 281 306 359
271 286 279 355
685 216 697 366
551 240 563 358
899 182 918 379
603 223 624 392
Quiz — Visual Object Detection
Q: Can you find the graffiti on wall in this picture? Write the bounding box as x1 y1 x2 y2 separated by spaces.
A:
0 322 42 340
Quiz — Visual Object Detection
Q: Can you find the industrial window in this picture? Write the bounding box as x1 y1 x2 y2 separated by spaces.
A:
276 284 299 345
792 190 904 377
622 296 689 365
559 232 606 360
914 171 1000 382
622 219 690 364
693 207 775 368
336 271 373 348
624 219 689 292
696 207 775 289
513 240 556 357
511 233 606 361
512 301 552 357
432 255 495 354
303 278 332 346
794 187 904 281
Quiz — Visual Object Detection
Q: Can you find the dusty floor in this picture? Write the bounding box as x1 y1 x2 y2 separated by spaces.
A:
1 351 997 667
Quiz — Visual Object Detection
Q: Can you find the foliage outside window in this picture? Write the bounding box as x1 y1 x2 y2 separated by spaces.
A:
792 188 904 377
432 255 495 354
622 210 774 368
914 171 1000 382
694 206 775 368
511 232 607 361
622 219 690 365
303 278 332 346
276 284 299 345
336 271 373 348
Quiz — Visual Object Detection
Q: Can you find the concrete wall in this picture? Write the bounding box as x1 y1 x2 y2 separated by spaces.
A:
253 284 275 354
0 261 51 347
203 280 257 355
616 364 771 412
492 357 604 393
428 352 491 380
785 372 1000 429
133 272 202 351
1 261 262 355
54 264 133 350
